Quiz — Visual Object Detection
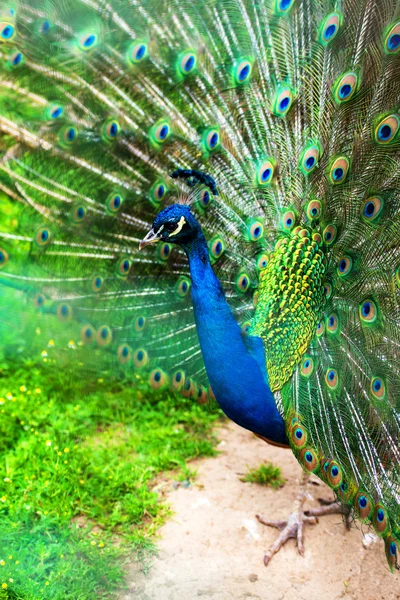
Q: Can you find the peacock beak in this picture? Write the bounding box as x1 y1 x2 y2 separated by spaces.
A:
139 227 162 250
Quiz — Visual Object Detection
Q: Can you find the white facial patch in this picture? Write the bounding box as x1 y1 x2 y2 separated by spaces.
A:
169 215 186 237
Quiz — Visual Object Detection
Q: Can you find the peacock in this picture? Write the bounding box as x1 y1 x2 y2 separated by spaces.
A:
0 0 399 572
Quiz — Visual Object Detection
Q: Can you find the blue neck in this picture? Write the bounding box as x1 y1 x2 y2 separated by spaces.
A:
182 233 288 446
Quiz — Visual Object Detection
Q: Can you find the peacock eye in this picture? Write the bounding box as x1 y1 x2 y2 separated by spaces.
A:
164 222 177 233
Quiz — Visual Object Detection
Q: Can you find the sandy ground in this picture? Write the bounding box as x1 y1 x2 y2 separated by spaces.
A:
122 422 398 600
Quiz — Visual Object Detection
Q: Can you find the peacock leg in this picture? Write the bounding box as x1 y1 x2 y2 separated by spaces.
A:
256 472 318 566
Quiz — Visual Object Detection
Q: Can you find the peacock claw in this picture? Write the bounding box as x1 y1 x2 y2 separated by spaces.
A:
255 472 351 566
256 472 317 566
256 510 318 566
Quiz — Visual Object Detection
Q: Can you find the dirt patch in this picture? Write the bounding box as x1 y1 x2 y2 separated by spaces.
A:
122 422 397 600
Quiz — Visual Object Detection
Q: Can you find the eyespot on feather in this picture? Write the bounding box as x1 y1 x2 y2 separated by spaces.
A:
326 313 339 334
0 247 9 268
300 448 318 471
323 224 337 245
209 236 225 261
81 325 95 345
150 180 167 206
133 348 148 368
34 293 46 309
197 189 212 210
319 457 332 482
176 276 191 298
181 377 196 398
71 205 87 224
256 159 275 185
241 321 251 334
354 491 373 520
59 125 78 147
202 127 220 152
178 50 197 76
325 368 338 389
236 272 250 293
370 377 386 400
149 368 168 389
153 242 170 262
57 303 72 322
359 299 377 324
34 227 52 247
150 120 171 146
96 325 112 347
272 85 295 117
301 356 314 377
373 504 389 536
337 255 353 277
318 12 342 46
0 21 16 42
91 276 104 293
332 72 359 103
118 343 132 365
324 282 332 299
39 19 51 35
197 385 208 405
291 425 307 448
361 196 383 223
117 257 133 277
102 119 120 141
282 210 296 231
316 321 325 337
299 143 321 175
127 41 148 64
374 114 399 144
172 370 185 390
134 315 146 332
337 480 356 503
78 32 98 52
8 50 23 68
384 22 400 55
46 103 64 120
385 537 398 573
247 219 264 241
106 193 124 213
256 253 268 271
274 0 296 15
327 460 342 488
233 58 252 84
306 199 322 220
329 156 349 184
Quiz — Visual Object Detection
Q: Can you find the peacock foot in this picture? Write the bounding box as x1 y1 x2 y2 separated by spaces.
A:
256 472 350 566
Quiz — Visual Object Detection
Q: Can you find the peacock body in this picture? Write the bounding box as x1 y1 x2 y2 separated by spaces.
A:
0 0 399 570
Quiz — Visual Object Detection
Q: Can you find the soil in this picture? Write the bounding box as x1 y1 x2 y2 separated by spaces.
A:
122 422 398 600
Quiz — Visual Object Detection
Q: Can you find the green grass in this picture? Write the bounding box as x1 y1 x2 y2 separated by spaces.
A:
240 463 286 489
0 360 220 599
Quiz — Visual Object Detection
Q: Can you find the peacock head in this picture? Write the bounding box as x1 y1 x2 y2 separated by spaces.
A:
139 204 200 250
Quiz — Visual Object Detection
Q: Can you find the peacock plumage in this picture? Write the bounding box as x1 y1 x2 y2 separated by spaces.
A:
0 0 399 571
